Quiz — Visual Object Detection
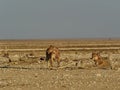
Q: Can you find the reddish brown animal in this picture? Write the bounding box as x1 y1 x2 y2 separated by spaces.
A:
46 45 60 68
91 52 112 69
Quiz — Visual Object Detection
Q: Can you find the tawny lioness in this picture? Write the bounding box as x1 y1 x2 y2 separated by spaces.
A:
46 45 60 68
91 52 112 69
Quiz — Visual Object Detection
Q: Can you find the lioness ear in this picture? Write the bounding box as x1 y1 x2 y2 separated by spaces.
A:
49 45 53 47
97 52 100 56
92 52 95 54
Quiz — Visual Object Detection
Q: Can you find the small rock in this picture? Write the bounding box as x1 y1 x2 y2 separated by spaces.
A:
34 73 38 77
96 73 101 77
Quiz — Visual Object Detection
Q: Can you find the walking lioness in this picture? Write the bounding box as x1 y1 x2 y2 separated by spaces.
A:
46 45 60 68
91 52 112 69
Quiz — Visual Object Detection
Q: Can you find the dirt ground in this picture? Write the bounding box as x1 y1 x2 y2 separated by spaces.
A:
0 39 120 90
0 63 120 90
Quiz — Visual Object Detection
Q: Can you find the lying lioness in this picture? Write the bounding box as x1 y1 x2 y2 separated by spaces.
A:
91 52 112 69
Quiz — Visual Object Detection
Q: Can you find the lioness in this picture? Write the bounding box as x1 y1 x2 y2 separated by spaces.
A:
91 52 112 69
46 45 60 68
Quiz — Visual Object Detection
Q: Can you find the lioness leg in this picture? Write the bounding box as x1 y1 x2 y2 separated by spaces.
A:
50 58 53 67
57 57 60 67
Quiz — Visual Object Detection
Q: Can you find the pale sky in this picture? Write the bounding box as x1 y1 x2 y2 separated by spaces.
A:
0 0 120 39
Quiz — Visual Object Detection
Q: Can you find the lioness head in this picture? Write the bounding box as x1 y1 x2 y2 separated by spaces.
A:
91 52 101 61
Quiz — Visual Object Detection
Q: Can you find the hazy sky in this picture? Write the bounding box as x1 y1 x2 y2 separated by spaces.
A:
0 0 120 39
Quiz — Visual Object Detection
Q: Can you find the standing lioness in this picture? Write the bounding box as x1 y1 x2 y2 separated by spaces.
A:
91 52 112 69
46 45 60 68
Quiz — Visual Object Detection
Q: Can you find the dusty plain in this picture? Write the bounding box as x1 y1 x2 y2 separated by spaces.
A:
0 39 120 90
